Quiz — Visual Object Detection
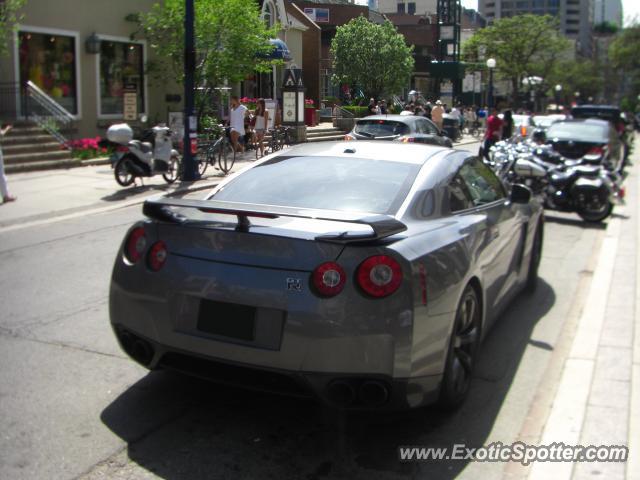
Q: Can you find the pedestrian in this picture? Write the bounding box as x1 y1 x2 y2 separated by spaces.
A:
379 100 387 115
502 109 514 140
253 98 269 158
464 107 477 132
229 95 248 153
477 105 488 129
482 107 503 161
0 123 16 204
431 100 445 130
424 102 432 120
367 98 377 116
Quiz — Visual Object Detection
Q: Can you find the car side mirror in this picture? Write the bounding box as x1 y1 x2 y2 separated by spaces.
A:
510 184 532 204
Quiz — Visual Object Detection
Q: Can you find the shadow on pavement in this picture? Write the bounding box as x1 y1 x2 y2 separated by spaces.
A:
543 213 608 230
100 280 555 480
101 184 172 202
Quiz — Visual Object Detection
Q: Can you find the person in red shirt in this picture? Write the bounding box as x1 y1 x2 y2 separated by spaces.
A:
482 108 503 160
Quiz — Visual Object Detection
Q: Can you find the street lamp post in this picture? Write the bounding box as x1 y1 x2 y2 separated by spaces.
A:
487 58 496 109
555 84 562 113
182 0 198 181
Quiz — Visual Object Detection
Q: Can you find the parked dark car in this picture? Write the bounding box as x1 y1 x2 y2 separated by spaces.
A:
570 105 631 162
109 141 543 411
544 119 625 173
346 114 453 147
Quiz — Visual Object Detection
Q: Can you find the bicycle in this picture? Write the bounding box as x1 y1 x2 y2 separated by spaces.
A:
197 126 236 176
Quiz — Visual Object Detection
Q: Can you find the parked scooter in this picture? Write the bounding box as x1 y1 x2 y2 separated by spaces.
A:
488 139 624 223
106 123 181 187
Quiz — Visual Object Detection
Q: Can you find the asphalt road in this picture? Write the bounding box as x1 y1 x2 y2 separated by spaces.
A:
0 141 606 480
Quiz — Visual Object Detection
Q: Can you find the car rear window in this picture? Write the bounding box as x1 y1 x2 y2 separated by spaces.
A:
212 155 421 214
546 122 608 143
571 108 619 122
513 115 531 126
355 120 410 138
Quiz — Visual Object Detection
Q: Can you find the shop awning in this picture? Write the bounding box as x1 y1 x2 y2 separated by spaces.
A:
259 38 292 61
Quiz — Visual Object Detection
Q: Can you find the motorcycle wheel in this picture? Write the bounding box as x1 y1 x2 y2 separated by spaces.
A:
162 154 180 184
577 200 613 223
114 157 135 187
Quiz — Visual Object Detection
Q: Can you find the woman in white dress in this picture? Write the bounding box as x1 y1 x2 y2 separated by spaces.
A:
254 99 269 158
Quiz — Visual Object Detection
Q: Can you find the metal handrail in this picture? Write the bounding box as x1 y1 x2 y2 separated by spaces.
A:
334 105 354 118
24 81 75 145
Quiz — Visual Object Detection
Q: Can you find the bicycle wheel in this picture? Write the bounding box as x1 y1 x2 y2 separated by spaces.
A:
217 140 236 174
197 153 208 176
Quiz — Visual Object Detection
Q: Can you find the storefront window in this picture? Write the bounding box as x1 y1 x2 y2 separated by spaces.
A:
99 41 145 116
18 31 78 115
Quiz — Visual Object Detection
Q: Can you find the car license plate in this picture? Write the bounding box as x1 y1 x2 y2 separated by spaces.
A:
197 299 256 341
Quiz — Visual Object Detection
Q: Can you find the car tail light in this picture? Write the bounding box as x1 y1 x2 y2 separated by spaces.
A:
125 227 146 263
147 241 168 272
312 262 346 297
520 125 527 137
344 134 355 141
399 136 414 143
356 255 403 298
587 145 605 155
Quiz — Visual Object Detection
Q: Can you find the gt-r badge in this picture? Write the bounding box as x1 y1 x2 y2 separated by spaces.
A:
286 277 302 292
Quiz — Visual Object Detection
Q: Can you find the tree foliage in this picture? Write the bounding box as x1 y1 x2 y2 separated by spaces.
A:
609 24 640 110
547 59 604 101
138 0 279 116
0 0 26 57
331 16 414 100
463 14 570 104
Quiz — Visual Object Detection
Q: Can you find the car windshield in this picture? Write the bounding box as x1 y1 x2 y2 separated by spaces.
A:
212 155 421 214
546 122 608 143
512 115 531 126
533 116 555 128
354 120 410 138
571 108 619 122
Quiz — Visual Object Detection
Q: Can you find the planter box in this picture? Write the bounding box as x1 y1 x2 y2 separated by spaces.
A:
335 117 356 132
304 108 317 127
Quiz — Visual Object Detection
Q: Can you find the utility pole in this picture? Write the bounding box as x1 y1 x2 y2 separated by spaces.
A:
182 0 198 181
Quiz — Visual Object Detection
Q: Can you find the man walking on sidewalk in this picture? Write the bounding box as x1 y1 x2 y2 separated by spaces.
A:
229 96 247 154
0 123 17 204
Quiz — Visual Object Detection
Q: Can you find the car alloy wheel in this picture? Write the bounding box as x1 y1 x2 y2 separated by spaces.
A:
438 284 481 411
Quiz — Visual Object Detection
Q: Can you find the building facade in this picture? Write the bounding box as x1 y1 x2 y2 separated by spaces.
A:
376 0 437 15
478 0 595 57
593 0 623 27
0 0 183 137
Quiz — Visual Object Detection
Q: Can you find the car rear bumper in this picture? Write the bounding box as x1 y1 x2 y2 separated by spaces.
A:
112 324 441 410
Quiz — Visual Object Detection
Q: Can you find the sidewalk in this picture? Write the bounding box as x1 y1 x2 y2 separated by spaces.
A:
523 150 639 479
0 134 479 231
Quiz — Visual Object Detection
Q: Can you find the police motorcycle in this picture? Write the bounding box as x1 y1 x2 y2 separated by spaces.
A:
105 122 181 187
487 130 624 223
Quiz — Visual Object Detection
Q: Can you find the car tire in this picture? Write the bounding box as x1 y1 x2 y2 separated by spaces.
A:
525 221 544 293
437 284 482 412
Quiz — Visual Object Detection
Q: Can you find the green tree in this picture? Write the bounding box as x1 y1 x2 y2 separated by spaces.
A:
138 0 279 119
0 0 26 57
463 14 570 104
331 16 414 100
547 58 604 102
609 24 640 108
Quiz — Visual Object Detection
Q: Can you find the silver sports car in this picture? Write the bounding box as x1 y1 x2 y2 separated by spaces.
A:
109 141 544 410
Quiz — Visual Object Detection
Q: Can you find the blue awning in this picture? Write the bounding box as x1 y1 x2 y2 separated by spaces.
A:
261 38 292 61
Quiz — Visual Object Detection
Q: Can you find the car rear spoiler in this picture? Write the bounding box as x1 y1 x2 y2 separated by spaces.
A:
143 196 407 243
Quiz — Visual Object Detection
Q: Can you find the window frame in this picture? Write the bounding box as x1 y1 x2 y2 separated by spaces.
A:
95 34 148 120
13 24 82 119
457 157 507 207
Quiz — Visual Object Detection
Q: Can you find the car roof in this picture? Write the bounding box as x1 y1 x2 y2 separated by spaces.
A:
572 104 620 112
356 114 417 123
550 118 611 128
279 140 449 165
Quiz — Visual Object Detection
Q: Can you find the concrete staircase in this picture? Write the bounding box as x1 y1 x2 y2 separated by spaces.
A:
306 126 346 143
2 122 74 173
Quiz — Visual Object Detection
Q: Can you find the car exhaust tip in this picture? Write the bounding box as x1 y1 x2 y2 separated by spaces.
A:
326 380 356 407
132 339 154 366
116 329 154 367
359 381 389 406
